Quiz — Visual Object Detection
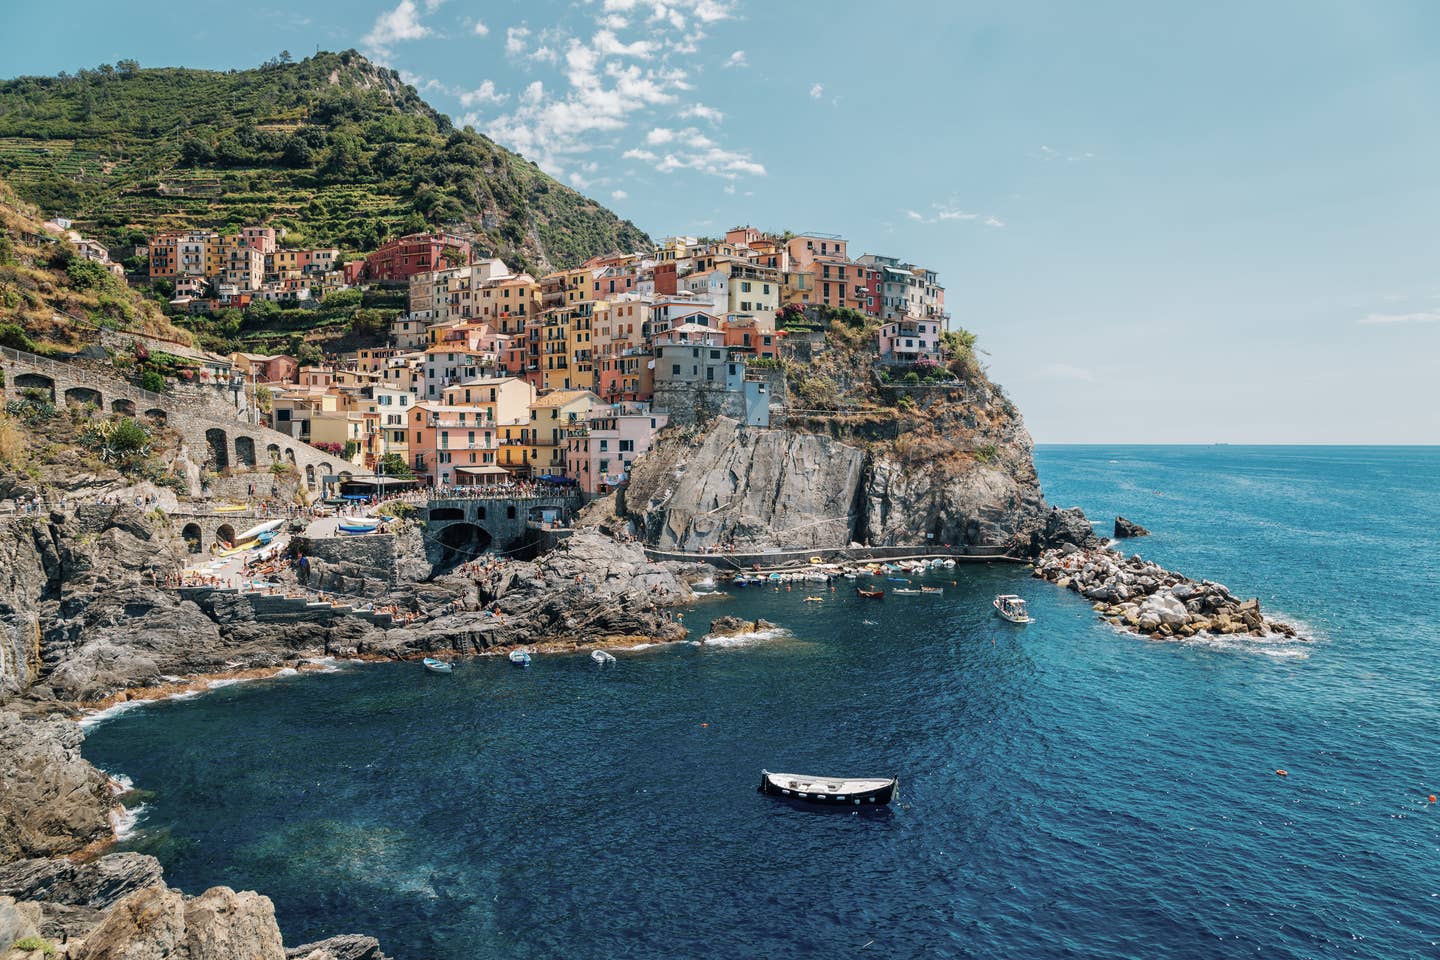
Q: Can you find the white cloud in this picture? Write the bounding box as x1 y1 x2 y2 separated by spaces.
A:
681 103 724 123
723 50 747 68
423 0 444 11
472 19 489 36
458 80 506 106
809 83 824 99
1038 144 1095 162
723 183 736 195
480 0 757 185
363 0 432 56
1359 311 1440 325
904 202 1003 226
505 25 530 56
611 189 629 200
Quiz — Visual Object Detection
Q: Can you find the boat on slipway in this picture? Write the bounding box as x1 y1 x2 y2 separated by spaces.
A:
993 595 1035 624
758 770 897 806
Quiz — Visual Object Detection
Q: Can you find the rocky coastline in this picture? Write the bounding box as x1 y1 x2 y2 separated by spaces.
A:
0 502 704 959
1033 546 1306 643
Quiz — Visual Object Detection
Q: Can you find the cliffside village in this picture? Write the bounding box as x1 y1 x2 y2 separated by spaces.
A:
99 225 950 494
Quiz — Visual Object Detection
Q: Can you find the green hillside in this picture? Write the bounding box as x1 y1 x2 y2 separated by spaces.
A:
0 51 649 273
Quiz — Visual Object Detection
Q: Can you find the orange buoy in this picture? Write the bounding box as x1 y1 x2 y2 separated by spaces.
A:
701 722 709 728
1429 795 1436 803
1276 769 1288 777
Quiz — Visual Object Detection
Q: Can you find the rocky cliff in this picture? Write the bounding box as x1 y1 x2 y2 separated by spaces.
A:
620 348 1096 556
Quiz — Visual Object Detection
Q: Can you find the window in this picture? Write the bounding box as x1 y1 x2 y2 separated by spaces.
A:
599 439 609 451
672 363 681 376
706 367 715 382
741 281 752 293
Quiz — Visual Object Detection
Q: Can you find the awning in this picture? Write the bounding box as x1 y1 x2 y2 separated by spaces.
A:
455 465 510 475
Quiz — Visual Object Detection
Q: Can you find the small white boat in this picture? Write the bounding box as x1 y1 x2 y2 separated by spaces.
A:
920 586 944 595
758 769 897 806
509 649 532 667
891 588 922 595
591 649 616 665
942 559 956 568
423 657 453 674
993 594 1035 624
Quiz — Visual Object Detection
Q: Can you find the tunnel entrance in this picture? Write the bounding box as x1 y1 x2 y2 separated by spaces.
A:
431 522 493 571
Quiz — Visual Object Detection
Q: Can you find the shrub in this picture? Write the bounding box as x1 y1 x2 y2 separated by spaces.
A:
139 370 165 393
0 322 36 353
902 371 920 385
974 443 999 464
13 936 56 956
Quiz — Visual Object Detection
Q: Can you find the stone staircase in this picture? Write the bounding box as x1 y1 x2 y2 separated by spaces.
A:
178 586 395 628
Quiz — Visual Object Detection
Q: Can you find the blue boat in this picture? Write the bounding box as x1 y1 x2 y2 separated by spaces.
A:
508 649 531 667
423 657 453 674
887 577 910 583
338 523 377 535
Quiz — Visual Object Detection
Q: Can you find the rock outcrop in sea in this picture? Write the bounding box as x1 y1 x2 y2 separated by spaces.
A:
1113 516 1150 538
1033 547 1305 642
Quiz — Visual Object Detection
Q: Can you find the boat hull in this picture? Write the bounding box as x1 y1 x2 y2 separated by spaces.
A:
758 772 896 807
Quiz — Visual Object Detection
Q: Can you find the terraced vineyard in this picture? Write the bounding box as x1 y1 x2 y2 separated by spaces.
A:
0 51 649 272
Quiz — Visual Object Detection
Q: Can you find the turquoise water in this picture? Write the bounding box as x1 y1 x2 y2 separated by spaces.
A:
82 447 1440 959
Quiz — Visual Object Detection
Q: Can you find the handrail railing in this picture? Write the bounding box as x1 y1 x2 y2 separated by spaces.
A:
0 345 166 405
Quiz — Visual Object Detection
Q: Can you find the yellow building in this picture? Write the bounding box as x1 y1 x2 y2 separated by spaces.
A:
500 389 598 476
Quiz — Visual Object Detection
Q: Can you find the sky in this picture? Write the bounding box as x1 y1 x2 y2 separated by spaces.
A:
3 0 1439 443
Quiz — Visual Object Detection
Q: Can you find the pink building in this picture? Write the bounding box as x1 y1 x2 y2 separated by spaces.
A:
564 405 669 494
877 318 942 362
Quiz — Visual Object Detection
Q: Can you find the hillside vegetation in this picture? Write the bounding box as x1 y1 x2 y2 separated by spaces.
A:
0 51 649 273
0 178 191 353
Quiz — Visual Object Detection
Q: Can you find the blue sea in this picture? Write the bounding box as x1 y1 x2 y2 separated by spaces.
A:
82 446 1440 959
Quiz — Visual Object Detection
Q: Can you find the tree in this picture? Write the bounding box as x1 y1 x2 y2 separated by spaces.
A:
0 323 36 353
377 453 412 477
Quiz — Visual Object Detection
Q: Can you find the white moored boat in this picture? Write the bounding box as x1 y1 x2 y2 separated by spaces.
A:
993 594 1034 624
590 649 616 665
758 770 897 806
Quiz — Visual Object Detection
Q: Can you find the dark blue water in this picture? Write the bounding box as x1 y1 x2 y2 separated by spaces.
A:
82 447 1440 959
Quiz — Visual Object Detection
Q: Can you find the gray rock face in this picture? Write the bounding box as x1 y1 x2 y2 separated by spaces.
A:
0 711 111 862
0 894 43 950
387 530 696 651
620 412 1094 556
0 853 164 911
286 935 393 960
622 418 865 551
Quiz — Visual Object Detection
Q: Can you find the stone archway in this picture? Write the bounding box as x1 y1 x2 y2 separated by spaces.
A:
144 408 167 425
215 523 237 549
205 428 229 469
266 443 281 461
181 523 203 554
432 522 492 569
234 435 257 467
305 465 315 488
13 373 55 402
110 398 137 416
285 448 296 464
429 507 465 522
64 386 103 409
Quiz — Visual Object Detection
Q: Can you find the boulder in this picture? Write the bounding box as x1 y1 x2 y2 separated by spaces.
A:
0 896 43 951
1113 516 1150 538
707 616 776 637
0 712 112 862
286 935 392 960
70 885 286 960
0 853 164 911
